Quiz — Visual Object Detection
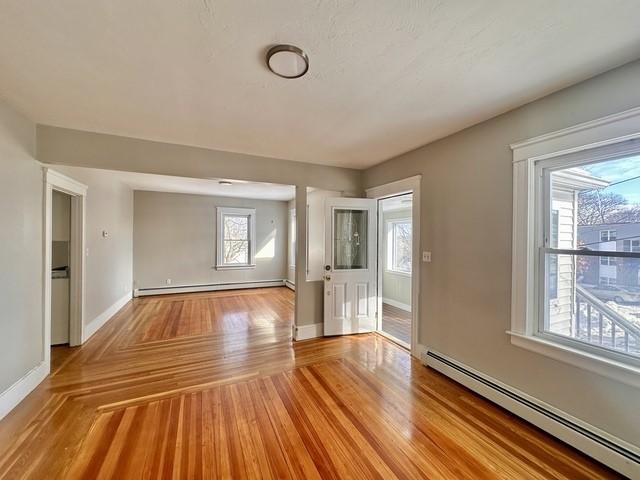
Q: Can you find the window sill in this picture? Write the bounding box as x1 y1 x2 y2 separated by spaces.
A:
215 264 256 271
384 268 412 277
507 331 640 388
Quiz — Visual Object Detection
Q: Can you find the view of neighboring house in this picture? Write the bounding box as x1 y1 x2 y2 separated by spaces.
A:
578 223 640 288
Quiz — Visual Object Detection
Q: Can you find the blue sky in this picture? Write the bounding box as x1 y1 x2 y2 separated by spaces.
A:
582 156 640 204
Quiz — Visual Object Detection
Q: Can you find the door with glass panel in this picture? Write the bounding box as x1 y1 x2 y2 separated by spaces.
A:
324 198 377 335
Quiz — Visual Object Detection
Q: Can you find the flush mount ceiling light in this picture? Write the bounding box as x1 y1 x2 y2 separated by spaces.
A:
266 45 309 79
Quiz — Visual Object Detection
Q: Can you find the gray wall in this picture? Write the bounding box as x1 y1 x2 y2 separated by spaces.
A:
363 59 640 445
51 166 133 324
36 128 363 327
0 101 42 392
133 191 288 289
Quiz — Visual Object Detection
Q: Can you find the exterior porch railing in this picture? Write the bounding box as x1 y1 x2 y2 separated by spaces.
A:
575 285 640 355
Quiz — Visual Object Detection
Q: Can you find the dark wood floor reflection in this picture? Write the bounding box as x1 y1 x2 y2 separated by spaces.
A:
381 302 411 344
0 287 618 479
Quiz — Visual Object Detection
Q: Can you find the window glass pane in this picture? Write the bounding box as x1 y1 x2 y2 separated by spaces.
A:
224 240 248 264
223 215 248 240
548 210 559 299
392 221 412 273
334 209 367 270
545 253 640 357
545 155 640 358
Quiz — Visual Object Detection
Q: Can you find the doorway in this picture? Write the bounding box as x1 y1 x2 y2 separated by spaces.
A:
51 190 72 365
366 175 421 357
43 168 87 373
378 193 413 348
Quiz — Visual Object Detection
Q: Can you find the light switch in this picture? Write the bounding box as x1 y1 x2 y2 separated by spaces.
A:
422 251 432 262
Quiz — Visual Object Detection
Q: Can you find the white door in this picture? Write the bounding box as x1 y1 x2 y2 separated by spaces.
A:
324 198 377 335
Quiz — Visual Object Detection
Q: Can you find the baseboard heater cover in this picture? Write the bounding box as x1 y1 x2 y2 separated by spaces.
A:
425 350 639 478
135 279 286 297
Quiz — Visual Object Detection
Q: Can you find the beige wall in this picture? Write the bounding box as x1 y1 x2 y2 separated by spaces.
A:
0 101 42 392
133 191 288 289
363 59 640 445
36 129 363 326
51 166 133 324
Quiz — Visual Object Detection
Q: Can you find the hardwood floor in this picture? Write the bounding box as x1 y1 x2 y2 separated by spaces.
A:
381 302 411 345
0 287 619 479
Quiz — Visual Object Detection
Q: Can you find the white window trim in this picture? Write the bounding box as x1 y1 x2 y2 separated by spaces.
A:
510 106 640 387
216 207 256 270
385 218 412 276
288 208 296 268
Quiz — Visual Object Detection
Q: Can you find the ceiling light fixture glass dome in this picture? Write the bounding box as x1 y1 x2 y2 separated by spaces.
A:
266 45 309 79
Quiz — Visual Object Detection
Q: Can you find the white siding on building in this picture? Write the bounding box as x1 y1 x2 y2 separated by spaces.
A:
549 189 576 335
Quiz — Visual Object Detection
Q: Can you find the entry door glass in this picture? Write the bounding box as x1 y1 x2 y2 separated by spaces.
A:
333 209 368 269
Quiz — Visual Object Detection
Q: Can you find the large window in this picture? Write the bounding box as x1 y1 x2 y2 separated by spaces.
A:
386 219 412 274
511 110 640 384
216 207 256 269
540 154 640 363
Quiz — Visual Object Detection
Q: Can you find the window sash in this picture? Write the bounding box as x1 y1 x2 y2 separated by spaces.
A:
222 214 249 241
537 159 640 363
216 207 256 268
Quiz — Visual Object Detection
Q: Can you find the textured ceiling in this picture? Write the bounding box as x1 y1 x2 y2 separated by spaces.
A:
56 166 296 201
1 1 640 169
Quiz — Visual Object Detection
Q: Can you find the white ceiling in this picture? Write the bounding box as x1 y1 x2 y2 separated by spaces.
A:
2 1 640 169
67 167 296 201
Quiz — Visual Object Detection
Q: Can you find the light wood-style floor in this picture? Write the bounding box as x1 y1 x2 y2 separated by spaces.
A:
0 287 619 479
381 302 411 345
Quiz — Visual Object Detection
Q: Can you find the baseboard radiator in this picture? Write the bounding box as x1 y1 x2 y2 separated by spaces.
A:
425 350 639 478
134 279 286 297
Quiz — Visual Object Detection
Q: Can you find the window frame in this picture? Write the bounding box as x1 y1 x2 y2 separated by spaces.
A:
215 206 256 270
510 106 640 387
386 218 412 275
288 208 296 268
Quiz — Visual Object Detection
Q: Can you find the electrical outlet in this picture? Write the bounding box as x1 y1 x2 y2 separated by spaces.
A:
422 251 432 262
166 278 172 285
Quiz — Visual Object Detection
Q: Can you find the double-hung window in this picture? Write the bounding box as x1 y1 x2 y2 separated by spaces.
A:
386 219 412 274
511 110 640 385
623 239 640 252
600 230 617 242
216 207 256 269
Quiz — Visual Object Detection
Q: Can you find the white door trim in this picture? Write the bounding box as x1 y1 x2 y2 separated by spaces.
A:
366 175 422 357
43 168 87 375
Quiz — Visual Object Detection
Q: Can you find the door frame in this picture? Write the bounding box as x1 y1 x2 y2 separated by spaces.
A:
366 175 421 357
43 167 87 371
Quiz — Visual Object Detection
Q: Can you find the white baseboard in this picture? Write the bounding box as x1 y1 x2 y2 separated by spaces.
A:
285 280 295 291
134 280 285 297
382 298 411 312
293 323 323 341
83 291 132 342
0 361 49 421
423 349 639 478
